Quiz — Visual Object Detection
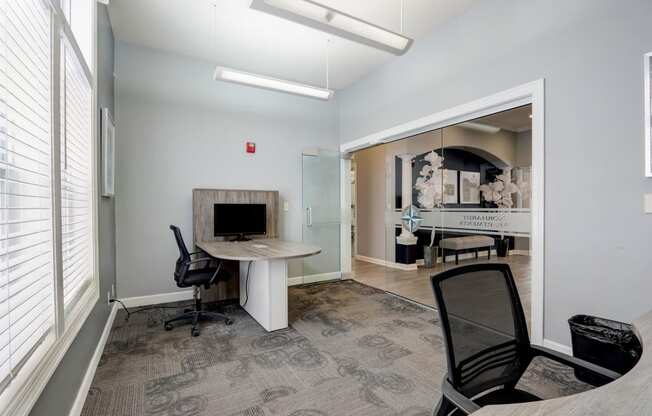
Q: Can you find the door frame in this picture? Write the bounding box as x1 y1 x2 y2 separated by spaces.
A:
339 79 545 345
297 150 344 286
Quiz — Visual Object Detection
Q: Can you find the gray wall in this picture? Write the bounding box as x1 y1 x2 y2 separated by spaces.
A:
30 5 116 415
114 42 339 298
339 0 652 346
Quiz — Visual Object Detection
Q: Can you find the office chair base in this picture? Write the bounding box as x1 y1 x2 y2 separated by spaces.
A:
433 396 456 416
164 310 233 336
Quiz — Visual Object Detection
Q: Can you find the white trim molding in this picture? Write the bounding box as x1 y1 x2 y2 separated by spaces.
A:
119 290 193 308
340 79 546 346
355 255 418 271
120 271 343 306
288 272 342 286
68 304 118 416
645 52 652 177
340 80 540 154
543 339 573 356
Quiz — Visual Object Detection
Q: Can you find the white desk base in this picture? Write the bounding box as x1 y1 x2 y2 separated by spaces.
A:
239 259 288 332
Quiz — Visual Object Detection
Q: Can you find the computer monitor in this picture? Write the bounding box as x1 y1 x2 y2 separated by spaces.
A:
214 203 267 241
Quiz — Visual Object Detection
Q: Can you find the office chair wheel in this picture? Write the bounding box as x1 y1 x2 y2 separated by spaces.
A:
164 323 173 331
191 327 200 337
225 318 234 326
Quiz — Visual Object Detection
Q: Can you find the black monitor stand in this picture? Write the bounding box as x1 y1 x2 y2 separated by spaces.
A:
230 234 251 242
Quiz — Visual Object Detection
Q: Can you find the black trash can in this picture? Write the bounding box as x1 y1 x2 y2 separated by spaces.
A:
568 315 642 386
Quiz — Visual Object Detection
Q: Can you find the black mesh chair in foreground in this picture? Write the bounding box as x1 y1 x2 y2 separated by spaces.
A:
165 225 233 336
430 263 620 415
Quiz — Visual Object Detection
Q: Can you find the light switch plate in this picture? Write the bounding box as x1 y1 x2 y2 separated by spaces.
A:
283 201 289 212
644 193 652 213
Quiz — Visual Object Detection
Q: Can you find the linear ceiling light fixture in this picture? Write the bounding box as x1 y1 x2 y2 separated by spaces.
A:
249 0 413 55
213 66 334 100
459 122 501 134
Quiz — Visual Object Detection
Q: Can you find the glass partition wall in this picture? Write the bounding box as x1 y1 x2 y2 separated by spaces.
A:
302 149 342 279
382 130 445 304
349 144 388 289
351 105 533 326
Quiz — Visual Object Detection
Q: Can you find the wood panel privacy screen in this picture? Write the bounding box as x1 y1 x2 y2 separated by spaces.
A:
192 189 279 243
192 189 279 302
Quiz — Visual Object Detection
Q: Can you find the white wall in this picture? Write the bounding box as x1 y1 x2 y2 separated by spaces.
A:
115 42 338 298
339 0 652 346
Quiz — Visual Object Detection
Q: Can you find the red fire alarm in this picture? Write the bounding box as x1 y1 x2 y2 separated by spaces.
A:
246 141 256 154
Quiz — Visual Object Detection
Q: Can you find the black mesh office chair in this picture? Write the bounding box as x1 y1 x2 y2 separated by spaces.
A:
165 225 233 337
430 263 619 415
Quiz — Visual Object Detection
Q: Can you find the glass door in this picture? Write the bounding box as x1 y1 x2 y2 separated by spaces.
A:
302 149 341 278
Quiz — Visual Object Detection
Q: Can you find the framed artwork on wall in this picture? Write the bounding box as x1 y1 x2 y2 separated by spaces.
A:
101 108 115 197
442 169 458 204
460 171 481 204
645 52 652 177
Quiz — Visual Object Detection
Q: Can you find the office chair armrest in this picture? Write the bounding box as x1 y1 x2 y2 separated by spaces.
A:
441 378 481 415
187 258 214 270
188 257 213 265
531 345 621 381
208 262 225 286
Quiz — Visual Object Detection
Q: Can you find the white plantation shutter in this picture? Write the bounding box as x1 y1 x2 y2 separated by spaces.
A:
0 0 97 410
60 40 93 312
0 0 55 390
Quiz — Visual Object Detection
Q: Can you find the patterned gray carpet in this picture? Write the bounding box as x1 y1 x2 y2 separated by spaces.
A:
81 280 590 416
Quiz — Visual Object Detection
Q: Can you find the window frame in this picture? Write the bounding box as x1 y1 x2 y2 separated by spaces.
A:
0 1 100 415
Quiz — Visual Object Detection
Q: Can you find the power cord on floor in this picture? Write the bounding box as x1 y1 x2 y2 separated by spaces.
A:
110 299 131 320
242 261 253 307
109 299 195 321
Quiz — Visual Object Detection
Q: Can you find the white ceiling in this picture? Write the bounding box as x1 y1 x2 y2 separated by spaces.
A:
108 0 477 90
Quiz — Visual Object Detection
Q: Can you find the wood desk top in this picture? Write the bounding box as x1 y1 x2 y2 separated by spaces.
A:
196 239 321 261
476 310 652 415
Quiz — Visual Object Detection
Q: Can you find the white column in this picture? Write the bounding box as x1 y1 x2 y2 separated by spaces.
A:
396 153 418 246
240 259 289 332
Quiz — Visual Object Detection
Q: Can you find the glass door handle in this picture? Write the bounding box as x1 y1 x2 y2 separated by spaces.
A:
306 206 313 227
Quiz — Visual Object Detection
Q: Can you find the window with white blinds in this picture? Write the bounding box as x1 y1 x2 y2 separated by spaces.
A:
0 0 55 392
61 41 93 311
0 0 97 410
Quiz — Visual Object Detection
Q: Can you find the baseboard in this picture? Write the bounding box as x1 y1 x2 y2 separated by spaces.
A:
303 271 341 284
543 339 573 356
287 276 304 286
119 290 193 308
68 303 118 416
355 255 417 271
288 271 342 286
119 275 342 304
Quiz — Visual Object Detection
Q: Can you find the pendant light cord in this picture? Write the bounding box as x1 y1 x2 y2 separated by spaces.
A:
400 0 404 34
213 2 217 61
326 38 330 90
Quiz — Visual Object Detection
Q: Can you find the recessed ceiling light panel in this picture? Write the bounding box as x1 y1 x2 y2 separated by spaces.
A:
214 66 334 100
459 122 501 134
250 0 413 55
